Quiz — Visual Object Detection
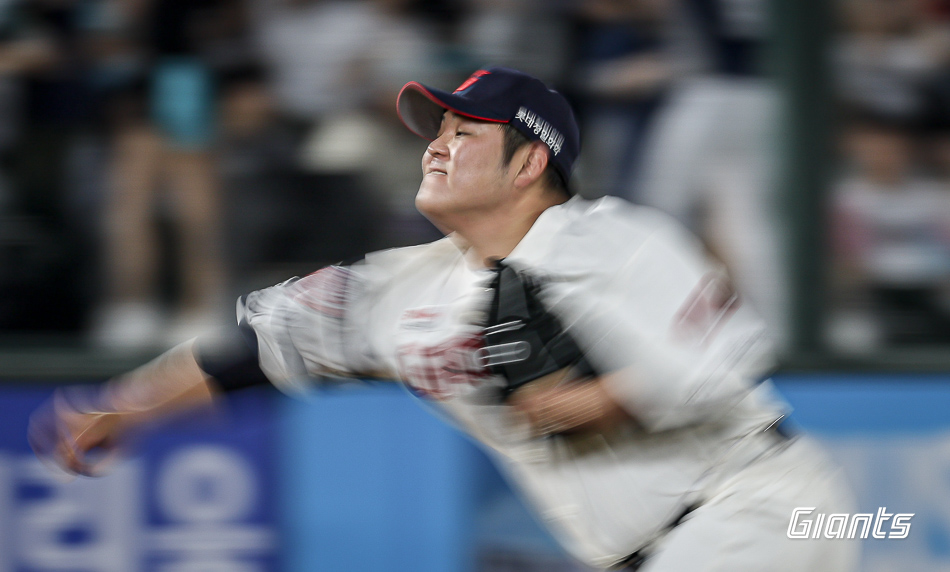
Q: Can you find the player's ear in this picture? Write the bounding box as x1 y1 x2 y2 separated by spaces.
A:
513 142 549 189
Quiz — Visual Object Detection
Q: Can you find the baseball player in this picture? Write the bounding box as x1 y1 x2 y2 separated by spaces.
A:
29 67 858 571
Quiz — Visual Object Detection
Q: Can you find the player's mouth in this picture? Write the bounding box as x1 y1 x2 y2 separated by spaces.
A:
426 168 447 176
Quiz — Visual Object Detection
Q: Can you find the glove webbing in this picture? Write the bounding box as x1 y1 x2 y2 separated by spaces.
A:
482 262 596 400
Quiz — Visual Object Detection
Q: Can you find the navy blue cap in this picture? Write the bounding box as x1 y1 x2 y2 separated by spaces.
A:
397 67 580 186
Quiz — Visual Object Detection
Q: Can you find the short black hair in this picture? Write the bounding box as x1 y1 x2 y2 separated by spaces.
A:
500 123 569 197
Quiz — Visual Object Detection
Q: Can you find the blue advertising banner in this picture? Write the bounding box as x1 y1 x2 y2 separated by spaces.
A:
0 385 280 572
3 374 950 572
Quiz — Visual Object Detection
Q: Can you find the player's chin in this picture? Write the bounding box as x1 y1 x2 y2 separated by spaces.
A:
415 182 447 215
415 191 457 232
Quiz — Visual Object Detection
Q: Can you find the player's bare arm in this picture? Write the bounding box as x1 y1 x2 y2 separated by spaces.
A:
30 340 218 476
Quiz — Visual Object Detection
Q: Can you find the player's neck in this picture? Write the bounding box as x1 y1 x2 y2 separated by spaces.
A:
457 193 565 268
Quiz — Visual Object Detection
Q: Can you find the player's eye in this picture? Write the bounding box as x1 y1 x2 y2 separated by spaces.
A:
455 130 469 137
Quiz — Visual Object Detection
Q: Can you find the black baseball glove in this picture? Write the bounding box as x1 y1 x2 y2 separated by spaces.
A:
479 260 597 400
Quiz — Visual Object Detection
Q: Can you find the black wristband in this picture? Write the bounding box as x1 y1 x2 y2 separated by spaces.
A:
193 306 270 392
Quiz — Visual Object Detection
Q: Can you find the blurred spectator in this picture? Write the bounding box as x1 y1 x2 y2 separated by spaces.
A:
829 114 950 350
249 0 452 251
0 0 107 335
251 0 385 141
94 0 235 349
457 0 571 81
217 63 390 297
836 0 943 125
608 0 789 346
571 0 672 198
827 0 950 350
217 64 298 296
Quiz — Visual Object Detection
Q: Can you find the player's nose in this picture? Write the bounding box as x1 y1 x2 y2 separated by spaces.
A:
427 134 449 158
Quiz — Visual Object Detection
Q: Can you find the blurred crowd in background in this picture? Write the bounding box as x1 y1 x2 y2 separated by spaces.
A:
830 0 950 351
0 0 947 356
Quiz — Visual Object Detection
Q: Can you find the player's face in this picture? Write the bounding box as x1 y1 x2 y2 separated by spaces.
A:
416 112 516 230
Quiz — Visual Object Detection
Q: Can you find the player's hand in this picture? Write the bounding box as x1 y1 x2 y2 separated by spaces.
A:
28 387 131 478
507 368 631 437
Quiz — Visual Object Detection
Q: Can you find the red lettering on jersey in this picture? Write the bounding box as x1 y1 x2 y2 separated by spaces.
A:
454 70 491 94
291 267 351 318
672 273 739 345
402 308 440 320
396 334 491 400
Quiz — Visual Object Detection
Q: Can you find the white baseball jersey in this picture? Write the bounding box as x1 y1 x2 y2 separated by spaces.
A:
238 196 832 569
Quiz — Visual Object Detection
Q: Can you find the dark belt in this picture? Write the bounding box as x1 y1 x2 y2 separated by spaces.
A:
612 504 697 571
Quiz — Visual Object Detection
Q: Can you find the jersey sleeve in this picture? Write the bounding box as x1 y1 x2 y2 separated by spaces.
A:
238 264 381 395
554 218 775 432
